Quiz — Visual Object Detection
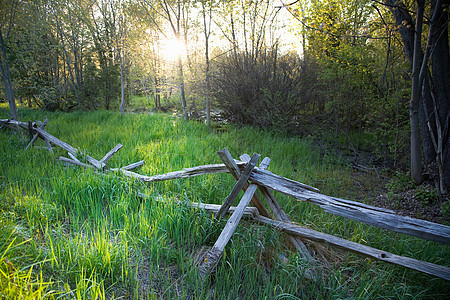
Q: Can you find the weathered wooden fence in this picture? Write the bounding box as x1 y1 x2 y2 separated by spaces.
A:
1 118 449 281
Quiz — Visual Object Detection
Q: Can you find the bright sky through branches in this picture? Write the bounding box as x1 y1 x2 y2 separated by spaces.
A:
160 38 186 62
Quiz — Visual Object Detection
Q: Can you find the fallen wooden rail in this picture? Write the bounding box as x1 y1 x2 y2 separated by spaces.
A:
254 216 450 281
139 194 450 281
115 161 450 245
0 119 142 173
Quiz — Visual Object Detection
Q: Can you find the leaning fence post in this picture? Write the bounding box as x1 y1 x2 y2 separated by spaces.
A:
217 148 271 218
215 153 260 219
199 153 262 278
240 154 315 263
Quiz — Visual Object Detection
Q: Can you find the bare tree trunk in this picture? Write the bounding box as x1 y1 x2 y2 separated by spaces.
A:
155 0 189 120
201 0 212 126
430 1 449 192
153 76 159 109
177 53 188 120
119 48 125 114
385 0 449 191
110 0 125 114
205 55 211 125
410 0 425 184
0 28 18 120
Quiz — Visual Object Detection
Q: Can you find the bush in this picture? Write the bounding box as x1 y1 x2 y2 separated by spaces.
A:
211 50 304 131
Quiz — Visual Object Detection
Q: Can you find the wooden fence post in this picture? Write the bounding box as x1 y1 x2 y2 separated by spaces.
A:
217 148 271 218
215 153 260 219
240 154 315 263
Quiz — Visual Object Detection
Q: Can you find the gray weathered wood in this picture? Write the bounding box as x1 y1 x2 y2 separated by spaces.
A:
240 155 314 262
215 153 260 219
25 119 49 150
120 160 145 171
247 169 450 245
137 192 260 219
254 215 450 281
37 121 53 153
67 152 80 163
198 246 222 278
33 126 78 154
59 156 93 169
218 148 271 218
122 163 245 182
86 155 106 170
151 194 449 280
215 182 258 250
0 119 29 130
239 153 251 162
100 143 123 164
200 178 260 277
115 159 450 244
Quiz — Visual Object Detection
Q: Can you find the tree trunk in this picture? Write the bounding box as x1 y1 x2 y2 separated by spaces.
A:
202 1 212 126
177 53 188 120
386 0 448 192
205 56 211 125
430 1 449 191
0 28 18 120
409 0 425 184
419 78 436 165
119 48 125 114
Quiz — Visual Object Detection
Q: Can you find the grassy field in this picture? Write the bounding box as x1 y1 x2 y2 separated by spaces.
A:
0 107 449 299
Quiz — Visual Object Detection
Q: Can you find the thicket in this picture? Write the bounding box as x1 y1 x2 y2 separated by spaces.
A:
212 50 302 129
211 47 411 168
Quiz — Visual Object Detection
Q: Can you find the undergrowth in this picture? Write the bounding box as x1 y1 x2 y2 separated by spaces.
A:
0 107 448 298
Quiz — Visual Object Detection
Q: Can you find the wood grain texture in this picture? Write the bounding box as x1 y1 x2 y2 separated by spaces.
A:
36 120 53 153
218 148 271 218
33 126 78 154
100 143 123 164
59 156 93 169
247 168 450 244
156 196 449 281
120 160 145 171
240 155 314 262
118 160 450 244
255 216 450 281
25 119 49 150
215 152 260 219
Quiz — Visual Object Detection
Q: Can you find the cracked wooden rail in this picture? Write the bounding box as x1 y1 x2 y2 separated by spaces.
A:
117 160 450 245
137 193 450 281
0 119 143 173
198 153 262 278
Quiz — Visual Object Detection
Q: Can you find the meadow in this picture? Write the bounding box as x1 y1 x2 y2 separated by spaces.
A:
0 107 449 299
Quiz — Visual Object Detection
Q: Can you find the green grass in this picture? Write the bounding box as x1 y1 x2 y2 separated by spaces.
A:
0 107 449 298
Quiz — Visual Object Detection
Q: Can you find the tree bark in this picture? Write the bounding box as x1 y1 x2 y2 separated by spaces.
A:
409 0 425 184
119 48 125 114
430 2 449 191
177 52 188 120
201 0 212 126
385 0 449 190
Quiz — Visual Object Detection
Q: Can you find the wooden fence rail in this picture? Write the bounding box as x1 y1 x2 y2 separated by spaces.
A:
117 161 450 245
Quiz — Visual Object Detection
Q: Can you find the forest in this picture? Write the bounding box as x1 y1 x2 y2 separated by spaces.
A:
0 0 449 298
1 0 449 193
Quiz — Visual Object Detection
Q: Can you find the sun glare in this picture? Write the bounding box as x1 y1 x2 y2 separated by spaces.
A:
160 38 186 62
